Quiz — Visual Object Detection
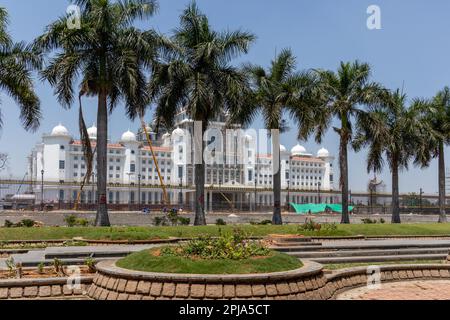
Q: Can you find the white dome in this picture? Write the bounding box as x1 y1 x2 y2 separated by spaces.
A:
162 132 171 139
87 124 97 140
291 144 307 156
172 128 184 136
280 145 287 152
51 124 69 136
121 130 137 142
245 134 253 142
317 147 330 158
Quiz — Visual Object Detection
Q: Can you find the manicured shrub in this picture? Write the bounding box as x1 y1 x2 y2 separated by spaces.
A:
161 228 270 260
216 218 227 226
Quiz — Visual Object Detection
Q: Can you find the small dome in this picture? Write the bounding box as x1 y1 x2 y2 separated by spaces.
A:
317 147 330 158
87 124 97 140
291 144 307 156
51 123 69 136
172 128 185 136
245 134 253 142
162 132 171 139
121 130 137 142
280 145 287 152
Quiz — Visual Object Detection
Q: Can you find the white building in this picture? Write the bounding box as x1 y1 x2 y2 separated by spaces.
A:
28 111 336 210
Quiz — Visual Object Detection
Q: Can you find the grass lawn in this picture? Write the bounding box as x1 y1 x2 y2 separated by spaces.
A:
0 223 450 241
323 260 445 270
116 249 302 274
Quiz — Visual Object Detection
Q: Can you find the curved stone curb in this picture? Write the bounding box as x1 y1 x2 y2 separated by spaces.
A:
0 276 93 300
88 260 328 300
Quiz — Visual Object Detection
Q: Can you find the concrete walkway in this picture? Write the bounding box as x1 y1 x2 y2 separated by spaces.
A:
337 280 450 300
0 244 159 268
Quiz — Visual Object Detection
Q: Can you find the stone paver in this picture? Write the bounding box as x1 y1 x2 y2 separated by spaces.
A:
337 280 450 300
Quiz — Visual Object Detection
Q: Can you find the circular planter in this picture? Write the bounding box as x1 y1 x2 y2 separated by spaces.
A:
87 259 328 300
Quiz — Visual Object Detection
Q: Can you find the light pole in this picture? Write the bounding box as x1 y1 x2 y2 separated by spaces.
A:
318 182 321 204
419 187 424 212
91 172 96 205
138 173 141 211
254 166 258 212
286 178 290 211
40 169 44 211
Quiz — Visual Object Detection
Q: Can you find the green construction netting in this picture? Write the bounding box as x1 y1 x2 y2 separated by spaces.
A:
289 203 354 214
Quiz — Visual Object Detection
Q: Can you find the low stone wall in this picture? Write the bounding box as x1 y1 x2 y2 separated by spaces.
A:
88 260 450 300
325 264 450 299
88 260 328 300
0 276 93 299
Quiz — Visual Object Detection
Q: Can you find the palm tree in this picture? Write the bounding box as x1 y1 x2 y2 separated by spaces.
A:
34 0 160 226
148 2 255 225
313 61 387 224
231 49 317 225
0 7 41 131
415 87 450 223
353 89 424 223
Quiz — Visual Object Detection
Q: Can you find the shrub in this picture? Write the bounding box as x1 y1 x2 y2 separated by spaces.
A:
178 217 191 226
361 218 384 224
64 215 77 227
216 219 227 226
85 257 96 273
153 209 189 226
75 218 90 227
64 215 91 227
161 228 270 260
4 220 14 228
298 219 321 232
37 262 45 274
250 220 272 226
20 219 35 228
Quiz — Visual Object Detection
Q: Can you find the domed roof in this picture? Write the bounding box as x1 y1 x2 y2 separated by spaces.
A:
121 130 137 142
280 144 287 152
291 144 307 156
245 134 253 142
87 124 97 140
51 123 69 136
317 147 330 158
172 128 184 136
162 132 171 139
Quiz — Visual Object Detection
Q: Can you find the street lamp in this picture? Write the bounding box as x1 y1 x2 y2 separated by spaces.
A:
138 173 141 211
317 182 321 204
40 169 44 211
254 166 258 212
419 187 424 212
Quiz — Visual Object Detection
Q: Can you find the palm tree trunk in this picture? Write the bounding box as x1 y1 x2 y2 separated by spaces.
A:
272 133 282 225
391 157 401 224
438 141 447 223
194 124 206 225
339 134 350 224
95 91 110 226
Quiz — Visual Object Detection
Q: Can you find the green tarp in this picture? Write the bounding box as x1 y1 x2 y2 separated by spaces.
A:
289 203 354 214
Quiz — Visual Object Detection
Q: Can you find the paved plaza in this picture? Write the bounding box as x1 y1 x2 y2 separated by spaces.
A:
337 280 450 300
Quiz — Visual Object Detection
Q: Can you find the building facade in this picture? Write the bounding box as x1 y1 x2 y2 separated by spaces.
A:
28 111 337 211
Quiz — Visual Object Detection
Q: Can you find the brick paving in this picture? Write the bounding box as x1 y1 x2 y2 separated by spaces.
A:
337 280 450 300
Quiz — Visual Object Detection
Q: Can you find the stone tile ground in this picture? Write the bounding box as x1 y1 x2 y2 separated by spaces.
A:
336 280 450 300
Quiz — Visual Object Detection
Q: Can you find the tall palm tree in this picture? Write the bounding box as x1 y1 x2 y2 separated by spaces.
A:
0 7 41 131
34 0 160 226
313 61 387 224
415 87 450 223
353 90 424 223
231 49 317 225
148 2 255 225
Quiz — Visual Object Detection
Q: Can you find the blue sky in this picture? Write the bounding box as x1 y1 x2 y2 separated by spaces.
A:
1 0 449 194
